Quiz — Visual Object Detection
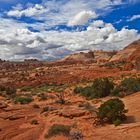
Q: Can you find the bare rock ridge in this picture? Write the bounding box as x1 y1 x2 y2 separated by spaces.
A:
109 39 140 70
48 39 140 67
48 50 117 66
62 39 140 65
110 39 140 62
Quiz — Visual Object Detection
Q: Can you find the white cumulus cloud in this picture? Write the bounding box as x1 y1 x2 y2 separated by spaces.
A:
68 11 97 26
7 4 46 17
0 18 139 61
6 0 125 27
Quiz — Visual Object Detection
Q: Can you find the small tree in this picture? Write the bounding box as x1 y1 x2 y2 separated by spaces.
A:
97 98 127 126
91 78 114 98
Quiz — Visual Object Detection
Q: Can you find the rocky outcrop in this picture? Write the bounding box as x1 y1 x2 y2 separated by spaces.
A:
59 106 88 118
47 50 116 66
109 39 140 70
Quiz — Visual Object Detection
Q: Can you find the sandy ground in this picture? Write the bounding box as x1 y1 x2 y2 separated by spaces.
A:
0 92 140 140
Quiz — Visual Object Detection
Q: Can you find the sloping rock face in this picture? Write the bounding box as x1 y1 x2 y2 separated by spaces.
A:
110 39 140 70
110 39 140 63
94 50 117 63
56 51 95 65
61 50 116 63
61 51 95 62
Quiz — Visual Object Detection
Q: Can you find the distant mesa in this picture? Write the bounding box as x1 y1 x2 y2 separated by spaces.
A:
24 59 39 62
0 59 7 63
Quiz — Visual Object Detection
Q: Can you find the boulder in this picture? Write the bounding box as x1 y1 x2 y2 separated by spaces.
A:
59 106 87 118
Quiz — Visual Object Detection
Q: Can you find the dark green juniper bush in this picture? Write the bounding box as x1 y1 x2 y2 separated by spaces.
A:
13 96 33 104
74 78 114 99
112 77 140 97
97 98 128 126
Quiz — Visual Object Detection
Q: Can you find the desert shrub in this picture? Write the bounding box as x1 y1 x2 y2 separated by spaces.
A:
91 78 114 98
113 119 122 126
119 77 140 95
80 86 94 99
32 83 65 95
5 87 16 96
111 77 140 97
0 85 6 91
31 119 38 125
0 85 16 97
21 86 32 92
97 98 127 125
45 124 71 138
14 96 33 104
38 93 47 101
69 129 83 140
110 86 120 96
74 87 83 94
74 78 114 99
76 86 92 99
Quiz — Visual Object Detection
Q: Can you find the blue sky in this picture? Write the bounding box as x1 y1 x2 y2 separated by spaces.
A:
0 0 140 60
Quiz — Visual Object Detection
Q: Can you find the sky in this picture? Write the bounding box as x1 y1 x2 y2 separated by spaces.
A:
0 0 140 61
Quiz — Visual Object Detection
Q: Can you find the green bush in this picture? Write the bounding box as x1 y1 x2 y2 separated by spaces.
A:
0 85 6 91
74 87 83 94
38 93 47 101
80 86 94 99
110 86 120 96
0 85 16 97
97 98 127 125
113 119 122 126
74 77 140 99
5 87 16 96
111 77 140 97
120 77 140 95
21 86 32 92
45 124 71 138
91 78 114 98
14 96 33 104
74 78 114 99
